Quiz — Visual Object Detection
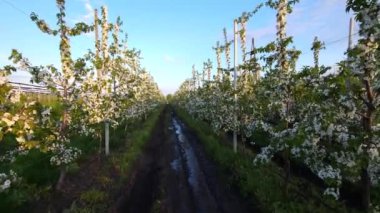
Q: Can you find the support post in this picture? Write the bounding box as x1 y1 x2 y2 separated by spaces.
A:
346 17 355 91
251 37 260 82
105 121 110 156
348 17 354 50
94 9 101 79
233 20 238 153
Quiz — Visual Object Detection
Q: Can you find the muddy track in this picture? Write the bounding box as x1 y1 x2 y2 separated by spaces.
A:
116 107 255 213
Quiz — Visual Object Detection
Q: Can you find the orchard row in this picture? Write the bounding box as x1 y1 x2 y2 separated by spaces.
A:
0 0 163 198
173 0 379 210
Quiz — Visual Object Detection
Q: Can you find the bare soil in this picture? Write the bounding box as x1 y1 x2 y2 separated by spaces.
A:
115 107 255 213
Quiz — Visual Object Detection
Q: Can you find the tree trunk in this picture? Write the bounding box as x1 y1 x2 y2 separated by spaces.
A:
242 136 246 150
98 132 102 162
360 168 371 212
283 150 291 198
361 77 374 211
56 166 67 191
124 123 128 133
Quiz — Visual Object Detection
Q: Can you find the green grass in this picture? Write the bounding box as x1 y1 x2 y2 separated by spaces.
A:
80 189 107 204
109 107 162 180
65 106 163 212
174 106 354 213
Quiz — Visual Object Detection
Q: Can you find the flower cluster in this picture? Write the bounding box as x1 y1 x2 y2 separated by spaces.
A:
323 187 340 200
0 170 19 193
48 143 82 166
0 147 29 163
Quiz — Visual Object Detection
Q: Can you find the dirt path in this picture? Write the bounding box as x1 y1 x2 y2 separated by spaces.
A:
116 107 255 213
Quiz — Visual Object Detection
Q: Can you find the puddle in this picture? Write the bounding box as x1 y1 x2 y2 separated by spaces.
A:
168 116 220 212
171 118 201 192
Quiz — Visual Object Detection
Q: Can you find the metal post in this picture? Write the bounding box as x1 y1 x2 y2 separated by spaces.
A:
233 20 238 153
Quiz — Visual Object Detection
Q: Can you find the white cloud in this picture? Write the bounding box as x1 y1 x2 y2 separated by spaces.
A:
163 54 176 63
287 0 349 39
247 26 275 41
70 0 94 24
84 31 95 39
82 0 94 22
232 0 348 45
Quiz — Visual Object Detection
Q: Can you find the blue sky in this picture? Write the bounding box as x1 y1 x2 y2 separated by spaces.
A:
0 0 356 94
